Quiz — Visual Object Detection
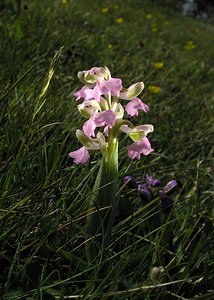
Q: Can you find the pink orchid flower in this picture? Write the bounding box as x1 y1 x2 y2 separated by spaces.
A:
73 78 122 102
73 85 95 101
93 110 116 127
125 98 149 116
83 118 97 137
69 146 90 164
99 78 122 97
83 110 116 137
128 137 154 159
70 67 154 164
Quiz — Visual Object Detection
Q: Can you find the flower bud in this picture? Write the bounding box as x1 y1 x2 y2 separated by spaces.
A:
150 266 164 282
78 71 96 84
124 176 138 189
138 183 153 202
77 67 111 84
164 180 178 195
100 66 111 80
146 174 161 187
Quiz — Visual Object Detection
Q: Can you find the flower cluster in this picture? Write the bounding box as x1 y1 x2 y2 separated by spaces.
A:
124 174 178 214
69 67 154 164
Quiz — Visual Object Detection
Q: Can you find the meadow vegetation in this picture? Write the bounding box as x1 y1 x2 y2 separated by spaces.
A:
0 0 214 299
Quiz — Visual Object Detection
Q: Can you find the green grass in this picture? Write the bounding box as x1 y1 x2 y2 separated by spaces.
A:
0 0 214 299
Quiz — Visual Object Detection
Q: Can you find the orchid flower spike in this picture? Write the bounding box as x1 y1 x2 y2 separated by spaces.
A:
69 66 154 164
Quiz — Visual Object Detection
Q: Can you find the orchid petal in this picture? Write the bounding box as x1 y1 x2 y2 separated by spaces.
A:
73 85 95 101
125 98 149 116
93 83 103 102
100 78 122 96
83 118 97 137
128 137 154 159
103 126 109 136
120 82 144 100
146 174 161 187
164 180 178 194
134 124 154 135
124 176 139 189
69 146 90 164
94 110 116 128
138 183 153 202
120 124 153 142
120 124 131 134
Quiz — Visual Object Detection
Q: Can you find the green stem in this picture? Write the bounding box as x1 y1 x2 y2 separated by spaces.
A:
85 136 118 261
106 93 112 109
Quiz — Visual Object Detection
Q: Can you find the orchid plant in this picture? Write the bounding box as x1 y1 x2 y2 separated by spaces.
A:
69 67 154 259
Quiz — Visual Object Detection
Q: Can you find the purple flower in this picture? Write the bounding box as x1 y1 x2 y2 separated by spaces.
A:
146 174 161 187
124 176 139 189
163 180 177 194
138 183 153 202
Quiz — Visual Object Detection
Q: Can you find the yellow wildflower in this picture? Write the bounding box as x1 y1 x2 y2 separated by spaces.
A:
101 8 109 13
148 85 161 94
153 62 164 69
185 41 197 50
115 18 124 24
108 44 113 49
62 0 68 5
146 13 152 19
163 20 169 27
151 23 157 32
